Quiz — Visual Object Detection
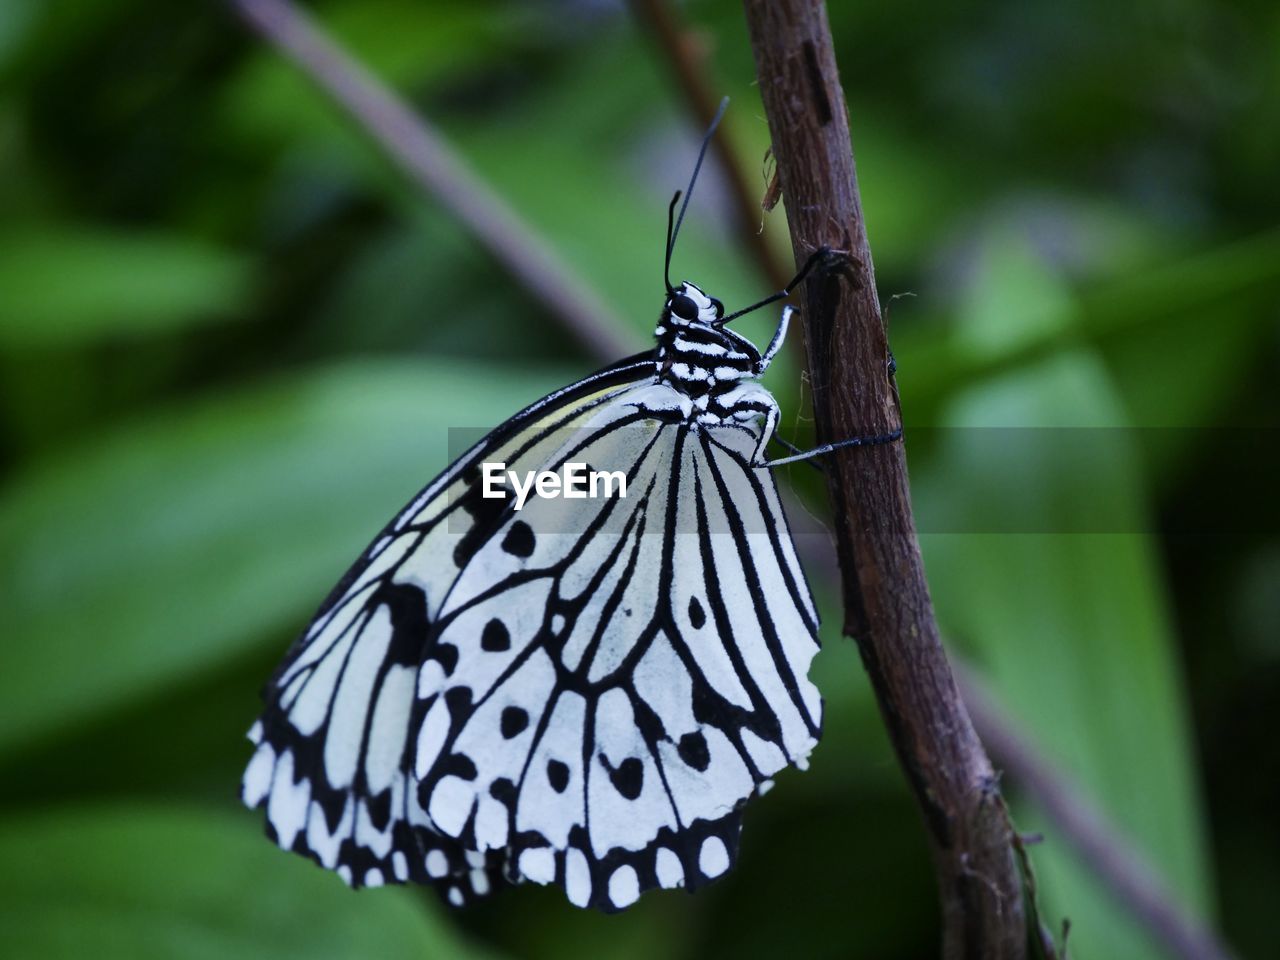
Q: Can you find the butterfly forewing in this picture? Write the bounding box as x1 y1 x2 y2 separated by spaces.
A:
241 356 654 905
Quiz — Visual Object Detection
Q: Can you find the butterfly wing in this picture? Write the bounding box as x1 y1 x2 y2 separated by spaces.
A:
241 354 656 903
412 394 823 911
243 351 823 912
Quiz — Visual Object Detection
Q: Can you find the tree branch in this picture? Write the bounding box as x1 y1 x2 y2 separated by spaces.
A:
224 0 638 362
741 4 1027 957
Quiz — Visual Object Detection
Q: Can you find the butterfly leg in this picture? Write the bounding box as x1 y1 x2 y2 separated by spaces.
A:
716 359 902 469
769 434 824 473
756 306 792 374
762 428 903 468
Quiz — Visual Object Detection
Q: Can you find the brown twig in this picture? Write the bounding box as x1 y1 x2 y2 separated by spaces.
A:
629 0 792 293
224 0 638 362
741 3 1026 957
959 670 1237 960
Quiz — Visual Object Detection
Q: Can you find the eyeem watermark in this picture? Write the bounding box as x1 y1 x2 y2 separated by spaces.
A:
482 462 628 511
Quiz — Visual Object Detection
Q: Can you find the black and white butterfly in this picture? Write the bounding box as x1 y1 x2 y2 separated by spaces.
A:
242 101 898 912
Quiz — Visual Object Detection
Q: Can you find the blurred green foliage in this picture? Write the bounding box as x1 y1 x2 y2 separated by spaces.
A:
2 1 1277 958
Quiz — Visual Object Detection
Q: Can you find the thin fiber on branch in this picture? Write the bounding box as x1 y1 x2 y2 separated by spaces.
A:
741 3 1027 957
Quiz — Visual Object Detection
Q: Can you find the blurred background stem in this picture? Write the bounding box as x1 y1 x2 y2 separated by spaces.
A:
225 0 638 361
959 668 1234 960
628 0 791 292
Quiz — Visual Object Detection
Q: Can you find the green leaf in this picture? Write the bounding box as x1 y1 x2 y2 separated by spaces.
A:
0 225 250 347
0 0 38 69
952 225 1075 357
919 351 1213 959
899 227 1280 427
0 358 568 756
0 805 496 960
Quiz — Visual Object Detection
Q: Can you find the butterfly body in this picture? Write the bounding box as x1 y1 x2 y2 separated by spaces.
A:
653 280 792 463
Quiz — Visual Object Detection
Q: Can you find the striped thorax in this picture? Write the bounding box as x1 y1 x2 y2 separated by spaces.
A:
655 281 763 411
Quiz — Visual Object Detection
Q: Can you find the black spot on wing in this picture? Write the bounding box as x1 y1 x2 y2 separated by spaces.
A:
366 789 392 830
481 618 511 652
501 520 536 558
500 706 529 739
687 596 706 630
547 759 570 793
380 582 434 665
444 686 473 717
433 642 459 676
442 752 478 781
489 777 517 807
602 755 644 801
677 731 711 772
316 778 347 832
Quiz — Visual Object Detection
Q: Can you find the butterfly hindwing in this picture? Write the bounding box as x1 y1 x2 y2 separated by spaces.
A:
412 403 822 911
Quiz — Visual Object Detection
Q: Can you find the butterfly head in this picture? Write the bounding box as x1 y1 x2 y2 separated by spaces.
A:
665 282 724 328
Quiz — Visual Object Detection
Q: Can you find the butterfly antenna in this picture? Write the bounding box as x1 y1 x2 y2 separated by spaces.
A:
664 191 681 295
665 96 729 290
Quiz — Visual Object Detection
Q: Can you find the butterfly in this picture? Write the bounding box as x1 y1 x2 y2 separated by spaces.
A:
241 100 899 912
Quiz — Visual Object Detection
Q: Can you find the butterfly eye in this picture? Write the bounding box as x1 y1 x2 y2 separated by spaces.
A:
710 298 724 319
669 295 699 321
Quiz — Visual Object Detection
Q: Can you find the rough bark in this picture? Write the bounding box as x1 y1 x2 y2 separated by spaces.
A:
742 3 1026 956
